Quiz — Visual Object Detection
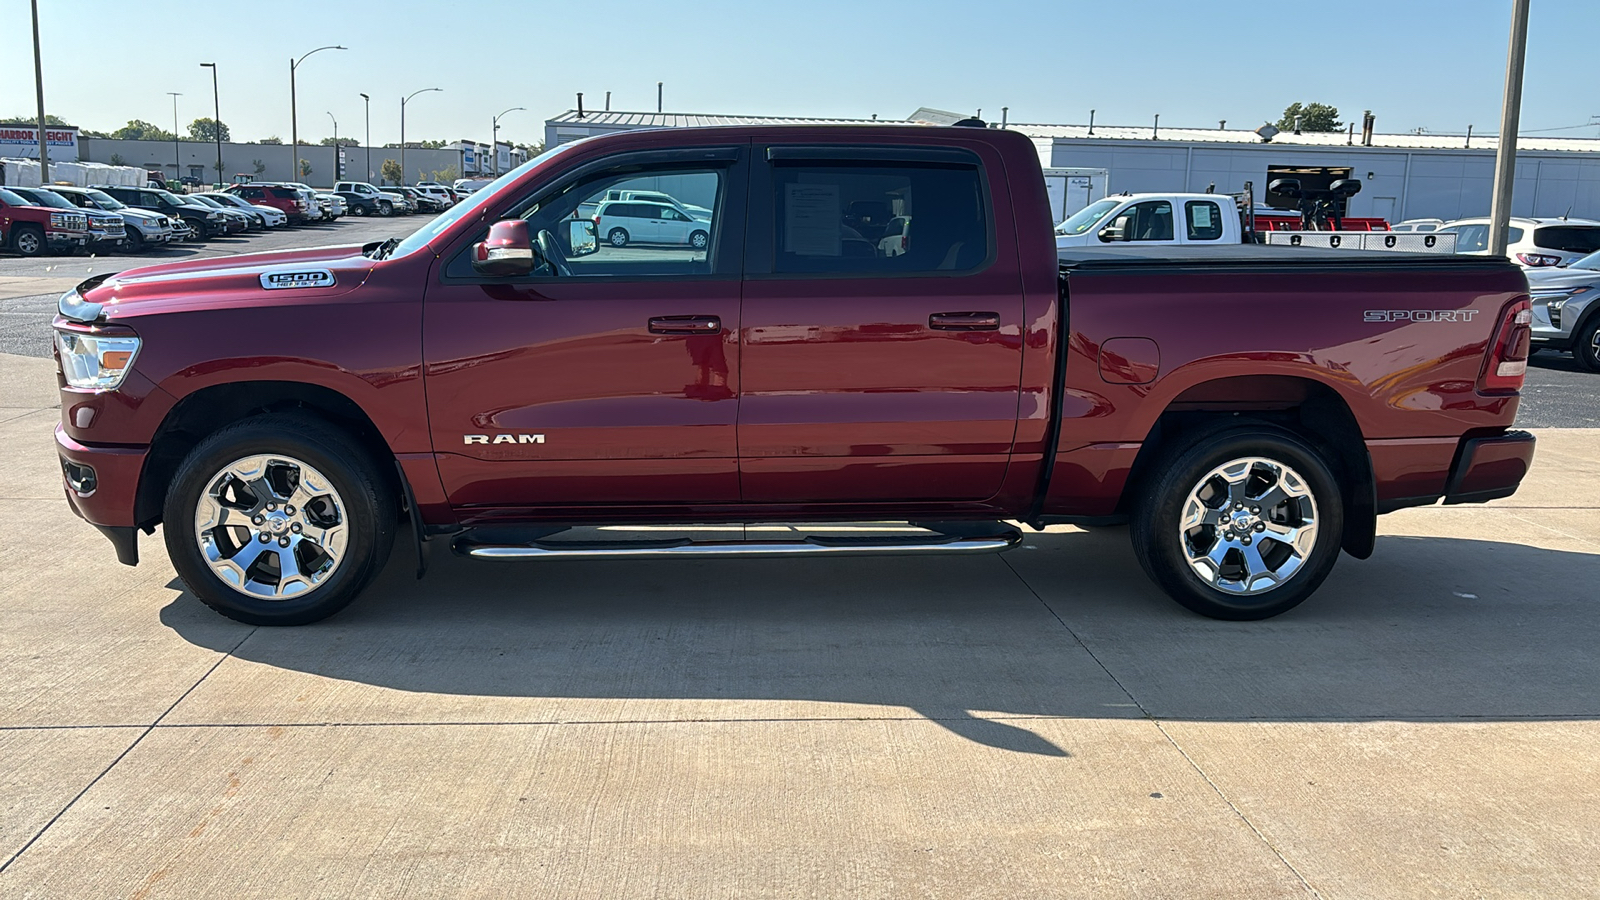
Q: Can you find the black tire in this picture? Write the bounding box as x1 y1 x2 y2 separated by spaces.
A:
12 225 45 257
184 218 208 242
122 228 146 253
352 203 368 217
163 414 397 625
1130 424 1344 621
1575 318 1600 373
377 201 392 217
608 227 629 248
689 230 709 250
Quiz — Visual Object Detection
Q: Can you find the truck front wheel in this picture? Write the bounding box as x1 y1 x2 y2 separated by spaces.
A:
12 225 45 257
163 414 397 625
1575 318 1600 373
1131 425 1344 620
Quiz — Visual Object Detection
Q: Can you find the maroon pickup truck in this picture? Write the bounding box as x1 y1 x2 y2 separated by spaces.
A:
51 124 1535 625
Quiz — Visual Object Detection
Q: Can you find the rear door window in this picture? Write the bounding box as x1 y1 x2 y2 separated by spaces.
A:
765 159 989 274
1533 226 1600 254
1184 201 1224 241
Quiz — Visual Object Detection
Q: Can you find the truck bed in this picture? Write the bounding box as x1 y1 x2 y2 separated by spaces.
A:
1058 244 1509 272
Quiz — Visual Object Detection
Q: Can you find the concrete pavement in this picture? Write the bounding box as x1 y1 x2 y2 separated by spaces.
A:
2 349 1599 898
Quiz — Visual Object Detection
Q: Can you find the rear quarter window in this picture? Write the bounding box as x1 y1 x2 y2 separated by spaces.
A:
1533 226 1600 254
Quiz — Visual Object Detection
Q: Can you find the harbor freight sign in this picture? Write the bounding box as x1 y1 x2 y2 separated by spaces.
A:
0 124 80 162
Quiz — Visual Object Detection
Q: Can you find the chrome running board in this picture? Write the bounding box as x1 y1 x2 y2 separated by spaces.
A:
455 524 1022 561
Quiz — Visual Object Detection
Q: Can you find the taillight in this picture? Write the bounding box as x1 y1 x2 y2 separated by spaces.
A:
591 214 600 225
1478 298 1532 393
900 234 908 251
1515 252 1562 267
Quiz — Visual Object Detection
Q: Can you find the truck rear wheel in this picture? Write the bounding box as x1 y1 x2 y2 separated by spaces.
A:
1131 425 1344 620
163 414 396 625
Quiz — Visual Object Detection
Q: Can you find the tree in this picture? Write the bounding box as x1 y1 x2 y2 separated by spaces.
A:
380 158 402 185
430 164 460 184
252 159 266 175
514 140 545 155
111 119 176 141
2 113 71 126
1276 102 1342 133
318 136 358 146
258 136 283 144
187 117 230 142
299 158 312 178
108 153 126 166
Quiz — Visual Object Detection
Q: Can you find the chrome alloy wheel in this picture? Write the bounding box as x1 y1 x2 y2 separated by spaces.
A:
193 455 348 599
1179 456 1319 596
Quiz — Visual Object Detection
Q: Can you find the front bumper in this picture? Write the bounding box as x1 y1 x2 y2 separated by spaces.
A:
55 424 148 564
48 233 88 252
1442 430 1536 505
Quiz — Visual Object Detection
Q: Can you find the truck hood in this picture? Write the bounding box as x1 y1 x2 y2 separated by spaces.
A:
82 244 375 318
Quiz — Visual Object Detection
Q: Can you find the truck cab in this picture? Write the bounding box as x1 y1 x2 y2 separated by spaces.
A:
1054 193 1241 248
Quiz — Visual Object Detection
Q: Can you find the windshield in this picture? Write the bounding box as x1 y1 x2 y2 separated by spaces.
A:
0 188 27 206
1570 249 1600 271
189 196 223 208
23 190 76 210
153 190 187 205
1056 198 1121 235
85 189 123 209
385 141 584 261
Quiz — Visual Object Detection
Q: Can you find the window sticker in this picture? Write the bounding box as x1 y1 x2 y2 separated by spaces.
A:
1193 204 1213 228
784 183 841 256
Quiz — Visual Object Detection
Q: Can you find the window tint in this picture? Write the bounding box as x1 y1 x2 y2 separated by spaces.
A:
1109 201 1174 241
771 163 987 274
1185 201 1224 241
1533 226 1600 254
448 167 724 279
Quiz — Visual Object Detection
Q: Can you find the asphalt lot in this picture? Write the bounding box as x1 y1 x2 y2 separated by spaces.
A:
3 220 1599 895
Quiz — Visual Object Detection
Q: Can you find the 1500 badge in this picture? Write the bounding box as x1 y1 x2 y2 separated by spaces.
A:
1364 309 1478 323
260 269 336 290
464 434 546 444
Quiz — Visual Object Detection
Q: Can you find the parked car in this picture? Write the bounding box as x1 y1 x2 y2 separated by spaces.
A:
414 183 454 208
200 191 287 228
184 194 254 233
9 187 124 252
877 215 911 257
94 185 223 240
452 177 492 196
315 193 346 220
1390 218 1444 233
601 188 712 220
594 199 711 249
1527 249 1600 371
223 184 309 224
394 186 440 213
1436 216 1600 268
46 186 175 252
51 124 1537 628
0 186 87 256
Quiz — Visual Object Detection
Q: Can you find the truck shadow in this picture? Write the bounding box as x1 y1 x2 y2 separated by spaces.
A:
159 528 1600 756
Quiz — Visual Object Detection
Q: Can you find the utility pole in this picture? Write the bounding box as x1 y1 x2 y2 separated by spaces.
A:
400 87 442 185
360 93 371 181
290 45 345 185
30 0 49 182
201 63 220 186
657 82 663 113
328 111 339 180
167 92 182 185
1488 0 1531 257
492 106 525 178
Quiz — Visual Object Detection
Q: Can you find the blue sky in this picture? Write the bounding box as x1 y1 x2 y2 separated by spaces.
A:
4 0 1597 145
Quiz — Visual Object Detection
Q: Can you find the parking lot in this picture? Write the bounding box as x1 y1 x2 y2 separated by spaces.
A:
3 216 1600 896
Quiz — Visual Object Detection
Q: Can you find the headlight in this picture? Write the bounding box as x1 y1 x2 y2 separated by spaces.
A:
55 330 140 390
50 212 71 229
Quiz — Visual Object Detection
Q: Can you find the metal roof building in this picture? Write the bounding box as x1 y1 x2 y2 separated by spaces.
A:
544 109 1600 223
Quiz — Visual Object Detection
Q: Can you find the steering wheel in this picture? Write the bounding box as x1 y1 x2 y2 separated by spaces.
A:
536 229 572 277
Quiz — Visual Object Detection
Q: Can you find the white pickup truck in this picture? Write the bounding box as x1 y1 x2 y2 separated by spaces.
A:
1055 193 1243 248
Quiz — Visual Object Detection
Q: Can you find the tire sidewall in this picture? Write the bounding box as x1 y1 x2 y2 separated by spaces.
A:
609 228 628 247
690 230 708 249
163 417 393 625
1577 319 1600 372
15 226 43 256
1134 426 1345 620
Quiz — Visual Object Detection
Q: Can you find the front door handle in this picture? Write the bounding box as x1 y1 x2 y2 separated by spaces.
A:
649 316 721 335
929 312 1001 331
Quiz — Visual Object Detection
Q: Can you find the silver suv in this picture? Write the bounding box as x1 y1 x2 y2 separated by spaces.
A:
1527 249 1600 371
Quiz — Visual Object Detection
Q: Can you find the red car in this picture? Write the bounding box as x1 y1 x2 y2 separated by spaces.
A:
52 124 1534 625
1 186 89 256
223 183 308 224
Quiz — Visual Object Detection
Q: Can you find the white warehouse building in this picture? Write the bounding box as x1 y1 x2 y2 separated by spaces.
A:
543 108 1600 224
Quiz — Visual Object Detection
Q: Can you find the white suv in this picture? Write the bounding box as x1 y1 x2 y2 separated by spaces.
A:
595 200 711 249
1436 216 1600 268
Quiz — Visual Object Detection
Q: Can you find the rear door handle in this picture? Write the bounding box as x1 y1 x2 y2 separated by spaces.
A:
929 312 1001 331
649 316 721 335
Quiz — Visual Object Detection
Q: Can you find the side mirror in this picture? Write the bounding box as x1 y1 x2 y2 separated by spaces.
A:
568 219 598 257
1097 225 1119 243
472 219 535 277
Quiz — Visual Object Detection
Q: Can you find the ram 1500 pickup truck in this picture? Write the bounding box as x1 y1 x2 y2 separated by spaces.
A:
51 124 1536 625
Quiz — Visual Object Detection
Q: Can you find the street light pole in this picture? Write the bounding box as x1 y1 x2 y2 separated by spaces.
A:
1488 0 1531 258
290 45 345 185
201 62 220 187
359 92 371 181
167 92 182 186
327 111 339 180
492 106 525 178
400 87 442 186
30 0 49 182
